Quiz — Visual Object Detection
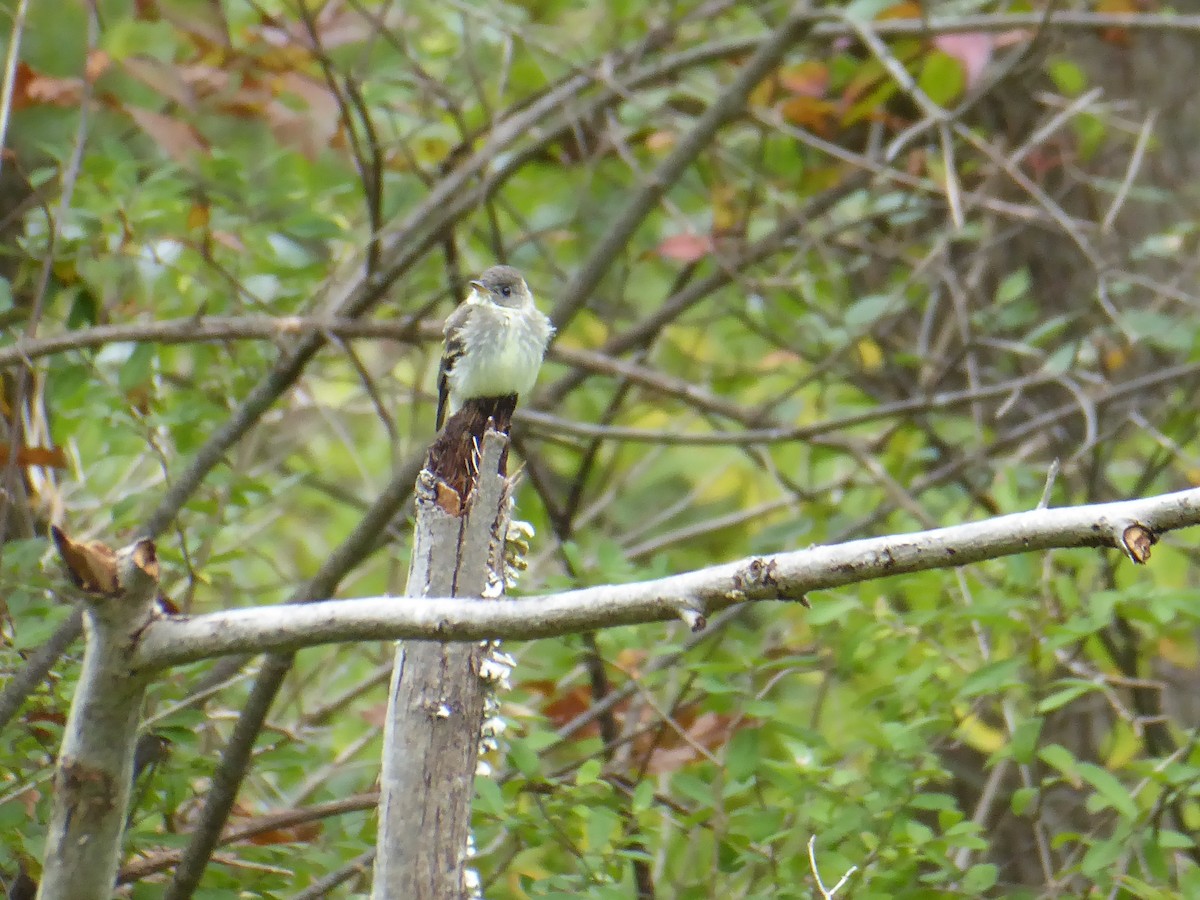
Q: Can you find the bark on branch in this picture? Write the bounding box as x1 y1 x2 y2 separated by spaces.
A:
131 486 1200 670
38 537 162 900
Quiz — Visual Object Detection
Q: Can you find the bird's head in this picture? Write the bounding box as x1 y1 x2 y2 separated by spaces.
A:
470 265 532 310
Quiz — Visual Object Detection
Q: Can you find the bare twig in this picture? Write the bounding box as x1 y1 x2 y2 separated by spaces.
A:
1101 109 1157 234
808 835 858 899
1038 458 1061 510
0 0 29 184
548 4 820 331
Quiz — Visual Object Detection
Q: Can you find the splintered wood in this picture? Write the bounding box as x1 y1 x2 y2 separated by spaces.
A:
426 394 517 515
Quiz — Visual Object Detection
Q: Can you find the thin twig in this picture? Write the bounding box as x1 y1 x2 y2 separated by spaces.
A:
1038 458 1061 510
1101 109 1157 234
808 835 858 899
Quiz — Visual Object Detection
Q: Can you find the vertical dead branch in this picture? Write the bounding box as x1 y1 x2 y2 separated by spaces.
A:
38 533 161 900
372 427 511 899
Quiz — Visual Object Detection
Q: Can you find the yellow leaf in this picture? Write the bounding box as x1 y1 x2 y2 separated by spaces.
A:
856 337 884 371
957 712 1005 755
1159 636 1200 668
711 184 739 233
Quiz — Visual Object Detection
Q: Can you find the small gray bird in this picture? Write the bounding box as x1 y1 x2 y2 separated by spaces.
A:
436 266 554 430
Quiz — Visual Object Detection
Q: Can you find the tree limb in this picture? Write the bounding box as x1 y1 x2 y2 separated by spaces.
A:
132 487 1200 671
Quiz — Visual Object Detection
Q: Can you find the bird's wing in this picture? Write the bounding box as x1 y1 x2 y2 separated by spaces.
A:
436 303 472 430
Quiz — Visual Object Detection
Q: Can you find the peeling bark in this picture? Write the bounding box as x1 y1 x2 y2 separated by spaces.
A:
372 430 510 899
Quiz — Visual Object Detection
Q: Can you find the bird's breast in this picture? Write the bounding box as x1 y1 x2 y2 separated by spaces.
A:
452 306 548 399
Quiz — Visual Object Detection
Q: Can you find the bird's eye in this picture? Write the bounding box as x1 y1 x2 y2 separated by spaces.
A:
501 286 512 297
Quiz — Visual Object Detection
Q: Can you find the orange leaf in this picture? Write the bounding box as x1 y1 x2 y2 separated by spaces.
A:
187 202 210 230
25 708 65 745
1098 0 1137 44
615 647 648 675
360 702 389 728
0 444 68 468
641 711 744 775
85 50 112 83
541 685 596 731
778 61 829 98
877 1 922 19
780 95 837 134
246 822 322 846
643 130 676 152
14 63 84 109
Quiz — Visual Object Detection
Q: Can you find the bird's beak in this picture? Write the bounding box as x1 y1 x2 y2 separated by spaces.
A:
469 280 486 293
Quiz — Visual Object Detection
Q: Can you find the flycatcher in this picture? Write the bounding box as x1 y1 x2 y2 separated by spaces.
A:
436 265 554 430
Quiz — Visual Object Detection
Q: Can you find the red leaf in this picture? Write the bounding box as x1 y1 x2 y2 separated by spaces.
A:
933 33 994 89
656 233 714 262
125 106 209 162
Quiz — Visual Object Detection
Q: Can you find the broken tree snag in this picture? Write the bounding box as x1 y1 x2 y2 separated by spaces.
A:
40 530 163 900
427 394 517 513
373 431 512 900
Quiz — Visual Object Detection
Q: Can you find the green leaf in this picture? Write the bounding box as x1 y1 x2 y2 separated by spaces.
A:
1075 112 1108 161
806 594 860 626
1038 744 1079 785
118 343 157 394
585 805 619 852
1077 762 1138 820
1157 830 1196 850
1037 680 1100 713
576 758 603 787
905 819 934 845
843 0 900 21
919 51 965 106
962 863 998 893
1081 836 1124 880
508 740 542 778
1009 718 1043 764
102 19 180 62
475 776 504 815
909 792 956 812
726 729 760 782
845 293 895 330
1050 59 1087 96
995 268 1031 305
631 779 656 814
1120 309 1196 353
1011 786 1038 816
959 657 1022 698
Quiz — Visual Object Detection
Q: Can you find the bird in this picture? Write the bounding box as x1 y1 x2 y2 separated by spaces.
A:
436 265 554 430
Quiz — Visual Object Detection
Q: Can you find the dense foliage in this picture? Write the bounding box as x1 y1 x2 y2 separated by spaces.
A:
2 1 1200 897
